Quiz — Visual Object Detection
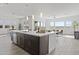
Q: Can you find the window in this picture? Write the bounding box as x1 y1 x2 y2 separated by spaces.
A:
55 21 64 26
66 21 72 26
50 22 54 26
0 25 3 28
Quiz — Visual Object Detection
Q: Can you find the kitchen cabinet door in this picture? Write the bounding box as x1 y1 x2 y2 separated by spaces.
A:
24 34 31 51
20 34 24 48
24 34 39 54
30 36 39 54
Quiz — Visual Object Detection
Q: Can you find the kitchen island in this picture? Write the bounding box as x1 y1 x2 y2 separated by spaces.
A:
10 30 57 55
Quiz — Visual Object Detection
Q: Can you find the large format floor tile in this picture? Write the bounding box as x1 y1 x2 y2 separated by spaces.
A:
0 34 79 55
53 35 79 55
0 34 30 55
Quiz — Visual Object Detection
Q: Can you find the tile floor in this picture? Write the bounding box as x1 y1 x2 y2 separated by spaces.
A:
0 34 30 55
52 35 79 55
0 34 79 55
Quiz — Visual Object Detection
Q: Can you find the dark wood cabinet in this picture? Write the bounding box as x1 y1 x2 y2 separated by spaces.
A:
24 35 31 51
16 33 24 48
30 36 39 54
11 32 49 55
20 34 24 48
24 34 39 54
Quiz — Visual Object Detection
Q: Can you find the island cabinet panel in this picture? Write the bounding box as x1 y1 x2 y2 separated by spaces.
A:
40 35 49 55
11 32 49 55
19 34 24 48
74 31 79 39
16 33 24 49
24 34 39 55
16 33 20 46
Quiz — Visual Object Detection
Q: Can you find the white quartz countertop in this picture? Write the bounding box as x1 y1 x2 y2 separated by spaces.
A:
10 30 56 37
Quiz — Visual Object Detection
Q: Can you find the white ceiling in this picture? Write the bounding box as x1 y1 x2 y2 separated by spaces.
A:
0 3 79 18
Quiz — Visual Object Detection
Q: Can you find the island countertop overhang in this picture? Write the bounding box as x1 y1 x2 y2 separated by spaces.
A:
10 30 56 37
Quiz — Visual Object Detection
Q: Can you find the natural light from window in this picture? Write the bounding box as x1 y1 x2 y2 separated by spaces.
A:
50 22 54 26
55 21 64 26
66 21 72 26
